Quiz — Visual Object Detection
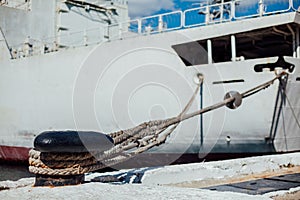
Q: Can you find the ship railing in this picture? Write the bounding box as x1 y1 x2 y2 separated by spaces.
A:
293 0 300 11
184 0 296 26
10 26 108 59
234 0 292 20
0 0 31 10
105 19 139 40
8 0 300 59
138 10 183 34
9 38 59 59
106 10 183 40
183 1 233 28
56 26 107 47
107 0 299 40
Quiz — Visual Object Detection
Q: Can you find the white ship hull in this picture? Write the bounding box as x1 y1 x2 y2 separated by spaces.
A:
0 0 300 164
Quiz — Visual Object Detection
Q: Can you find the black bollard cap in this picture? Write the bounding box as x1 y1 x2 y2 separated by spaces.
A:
34 131 114 153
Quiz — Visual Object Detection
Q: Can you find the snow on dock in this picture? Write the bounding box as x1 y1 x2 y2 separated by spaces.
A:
1 153 300 200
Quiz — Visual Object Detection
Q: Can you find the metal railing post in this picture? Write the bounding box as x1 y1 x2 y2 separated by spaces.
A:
258 0 265 17
137 19 142 34
105 24 110 40
83 29 87 46
205 5 210 24
118 23 123 39
158 15 163 32
181 11 184 28
231 1 235 20
220 0 224 22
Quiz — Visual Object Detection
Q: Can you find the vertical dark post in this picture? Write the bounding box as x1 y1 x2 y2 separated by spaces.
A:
200 83 204 146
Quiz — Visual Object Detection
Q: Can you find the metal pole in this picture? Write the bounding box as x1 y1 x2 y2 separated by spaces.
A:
0 26 13 59
287 24 296 58
200 83 203 146
118 23 123 39
181 11 185 28
83 29 87 46
158 15 163 32
259 0 264 17
231 35 236 61
296 26 300 58
207 39 213 64
205 5 210 24
137 19 142 34
220 0 224 22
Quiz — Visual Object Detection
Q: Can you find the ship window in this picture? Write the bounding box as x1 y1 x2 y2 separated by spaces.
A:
172 41 209 66
211 36 232 63
172 38 232 66
173 24 294 67
235 25 293 59
173 36 233 65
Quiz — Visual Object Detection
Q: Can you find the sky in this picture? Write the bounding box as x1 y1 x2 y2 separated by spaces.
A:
128 0 206 18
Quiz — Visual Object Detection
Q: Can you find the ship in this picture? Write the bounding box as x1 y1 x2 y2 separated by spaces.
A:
0 0 300 167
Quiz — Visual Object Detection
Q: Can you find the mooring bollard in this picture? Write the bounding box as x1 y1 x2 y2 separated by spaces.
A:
30 131 114 187
28 72 287 187
34 174 85 187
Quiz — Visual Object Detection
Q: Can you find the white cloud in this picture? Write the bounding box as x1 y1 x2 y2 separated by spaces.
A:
128 0 175 18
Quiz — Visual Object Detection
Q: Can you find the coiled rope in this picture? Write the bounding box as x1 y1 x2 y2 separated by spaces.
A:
29 72 287 176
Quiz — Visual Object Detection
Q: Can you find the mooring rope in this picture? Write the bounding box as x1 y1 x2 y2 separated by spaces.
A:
279 78 300 131
29 72 287 176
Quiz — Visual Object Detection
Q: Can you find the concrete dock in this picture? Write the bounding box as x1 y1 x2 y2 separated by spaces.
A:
0 153 300 199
